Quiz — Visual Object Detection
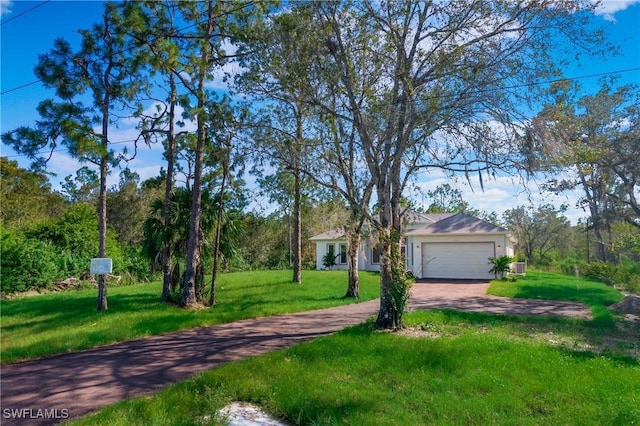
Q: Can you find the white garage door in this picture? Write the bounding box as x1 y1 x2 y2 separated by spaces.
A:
422 242 495 279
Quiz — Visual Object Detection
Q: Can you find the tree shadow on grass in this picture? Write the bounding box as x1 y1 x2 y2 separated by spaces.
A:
404 309 639 365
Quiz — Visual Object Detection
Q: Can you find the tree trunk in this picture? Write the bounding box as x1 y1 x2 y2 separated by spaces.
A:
209 156 227 306
181 123 204 307
344 228 360 298
96 151 109 311
161 75 177 303
375 233 400 329
292 164 302 284
96 88 110 311
180 1 213 308
292 110 303 284
374 185 410 329
594 226 606 262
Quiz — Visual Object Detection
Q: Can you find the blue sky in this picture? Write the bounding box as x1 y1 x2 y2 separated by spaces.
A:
1 0 639 222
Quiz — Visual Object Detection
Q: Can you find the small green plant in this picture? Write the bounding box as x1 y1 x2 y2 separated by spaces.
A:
488 255 514 279
322 252 337 269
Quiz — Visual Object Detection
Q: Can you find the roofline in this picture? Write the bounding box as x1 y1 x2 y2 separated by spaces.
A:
406 231 511 236
309 236 346 241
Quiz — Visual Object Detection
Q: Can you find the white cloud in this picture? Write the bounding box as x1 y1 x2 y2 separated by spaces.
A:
592 0 640 22
204 39 242 91
0 0 11 17
410 171 589 225
122 163 162 184
48 153 86 191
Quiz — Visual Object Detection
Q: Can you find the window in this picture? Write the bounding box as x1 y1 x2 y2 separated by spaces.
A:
326 244 335 259
339 244 347 264
370 245 405 266
371 247 381 264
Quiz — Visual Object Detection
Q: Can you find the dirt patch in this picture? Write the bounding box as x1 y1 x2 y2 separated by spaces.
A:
213 401 288 425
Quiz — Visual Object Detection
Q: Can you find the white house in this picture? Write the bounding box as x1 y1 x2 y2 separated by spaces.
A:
310 212 515 280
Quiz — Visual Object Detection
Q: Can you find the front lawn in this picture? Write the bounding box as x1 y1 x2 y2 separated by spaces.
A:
73 313 640 426
0 270 380 364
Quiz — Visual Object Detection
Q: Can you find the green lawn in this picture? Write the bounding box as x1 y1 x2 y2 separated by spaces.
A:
74 312 639 426
4 268 639 424
0 270 380 364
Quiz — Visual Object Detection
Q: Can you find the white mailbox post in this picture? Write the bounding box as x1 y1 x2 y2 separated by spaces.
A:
90 258 112 275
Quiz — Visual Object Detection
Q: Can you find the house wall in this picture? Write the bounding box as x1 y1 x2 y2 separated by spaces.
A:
314 240 381 271
315 241 369 271
316 234 513 276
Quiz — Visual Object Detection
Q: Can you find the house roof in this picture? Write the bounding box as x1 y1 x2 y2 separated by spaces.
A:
401 211 455 225
309 212 508 241
309 229 346 241
405 212 510 236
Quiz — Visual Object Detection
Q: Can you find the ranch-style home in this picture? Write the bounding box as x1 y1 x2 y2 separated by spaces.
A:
310 212 516 280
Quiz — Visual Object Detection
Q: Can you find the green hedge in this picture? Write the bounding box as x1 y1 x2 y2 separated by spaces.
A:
1 232 60 292
0 204 151 293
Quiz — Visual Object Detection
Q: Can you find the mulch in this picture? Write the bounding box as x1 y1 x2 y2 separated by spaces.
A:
1 282 593 425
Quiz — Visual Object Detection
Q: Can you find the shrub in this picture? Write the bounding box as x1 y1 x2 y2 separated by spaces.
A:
322 252 337 269
1 231 60 293
26 204 99 277
25 204 125 277
579 259 640 294
1 204 130 293
120 246 153 282
555 258 587 276
582 261 618 285
488 255 513 279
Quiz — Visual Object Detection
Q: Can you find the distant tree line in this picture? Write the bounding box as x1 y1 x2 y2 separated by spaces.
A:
2 1 638 323
0 157 340 295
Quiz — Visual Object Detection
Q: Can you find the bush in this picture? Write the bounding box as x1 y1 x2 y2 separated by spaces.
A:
322 252 337 269
1 204 131 293
26 204 99 278
120 246 153 281
489 255 513 279
582 261 618 285
555 258 587 276
576 259 640 294
26 204 125 277
1 231 60 293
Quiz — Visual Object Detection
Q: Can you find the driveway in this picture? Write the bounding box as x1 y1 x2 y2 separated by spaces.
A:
409 280 592 320
0 282 591 425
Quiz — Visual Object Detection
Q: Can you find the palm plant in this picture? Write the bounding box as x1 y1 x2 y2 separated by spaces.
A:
489 255 514 280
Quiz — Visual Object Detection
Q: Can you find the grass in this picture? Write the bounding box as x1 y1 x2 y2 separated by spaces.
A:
5 268 639 424
487 269 624 324
73 313 640 426
0 270 380 364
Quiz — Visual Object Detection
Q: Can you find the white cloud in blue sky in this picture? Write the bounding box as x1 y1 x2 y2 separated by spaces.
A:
593 0 640 21
0 0 11 17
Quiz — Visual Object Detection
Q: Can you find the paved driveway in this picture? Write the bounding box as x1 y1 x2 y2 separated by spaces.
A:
409 280 592 320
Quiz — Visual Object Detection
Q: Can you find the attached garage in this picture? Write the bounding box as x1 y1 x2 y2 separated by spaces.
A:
406 213 515 280
421 242 495 279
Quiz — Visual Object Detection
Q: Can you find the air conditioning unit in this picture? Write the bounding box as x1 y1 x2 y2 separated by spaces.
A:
511 261 526 275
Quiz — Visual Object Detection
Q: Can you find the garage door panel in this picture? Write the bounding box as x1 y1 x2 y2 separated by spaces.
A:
422 242 495 279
